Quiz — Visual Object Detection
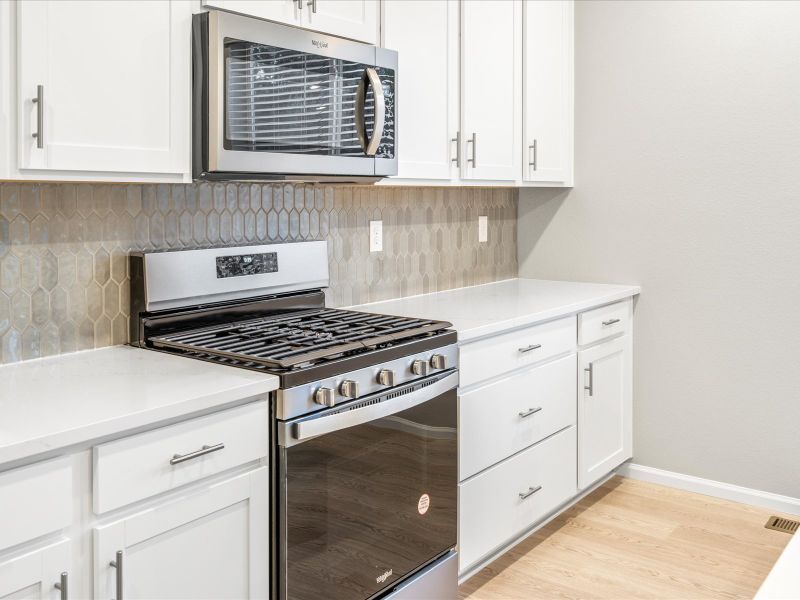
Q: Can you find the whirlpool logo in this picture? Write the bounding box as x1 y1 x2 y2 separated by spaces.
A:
376 569 393 584
311 39 328 49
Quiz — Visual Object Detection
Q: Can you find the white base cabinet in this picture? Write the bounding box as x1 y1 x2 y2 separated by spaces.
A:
94 468 269 600
0 540 70 600
457 298 634 579
578 335 633 490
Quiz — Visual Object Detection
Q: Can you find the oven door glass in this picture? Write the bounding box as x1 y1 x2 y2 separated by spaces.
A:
224 39 395 160
278 383 457 600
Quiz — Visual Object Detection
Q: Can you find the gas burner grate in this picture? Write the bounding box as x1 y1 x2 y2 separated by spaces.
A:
149 308 451 369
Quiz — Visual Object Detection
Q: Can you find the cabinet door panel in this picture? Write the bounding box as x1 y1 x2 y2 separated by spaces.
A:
17 1 189 175
304 0 377 44
0 540 70 600
94 468 269 600
578 336 632 489
523 0 573 184
461 0 521 181
202 0 299 25
383 0 459 180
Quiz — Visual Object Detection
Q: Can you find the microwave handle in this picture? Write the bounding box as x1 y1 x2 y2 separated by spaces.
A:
283 371 458 446
354 67 386 157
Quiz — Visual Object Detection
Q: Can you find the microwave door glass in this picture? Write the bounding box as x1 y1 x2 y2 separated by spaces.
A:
223 39 394 160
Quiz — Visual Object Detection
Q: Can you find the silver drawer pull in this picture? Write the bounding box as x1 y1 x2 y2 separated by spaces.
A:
519 485 543 500
54 572 68 600
518 407 542 419
170 443 225 466
602 318 621 326
518 344 542 354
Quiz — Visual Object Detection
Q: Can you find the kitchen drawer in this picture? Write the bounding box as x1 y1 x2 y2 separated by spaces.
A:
93 401 268 513
460 316 576 387
459 354 576 480
578 299 631 346
0 457 72 551
458 426 577 573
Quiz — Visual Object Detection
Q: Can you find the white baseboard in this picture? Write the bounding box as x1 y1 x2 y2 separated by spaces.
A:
618 463 800 517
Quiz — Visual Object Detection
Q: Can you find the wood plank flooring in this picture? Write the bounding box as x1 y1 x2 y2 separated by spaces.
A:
459 476 792 600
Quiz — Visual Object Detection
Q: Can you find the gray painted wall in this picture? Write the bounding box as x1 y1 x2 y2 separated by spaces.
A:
518 1 800 497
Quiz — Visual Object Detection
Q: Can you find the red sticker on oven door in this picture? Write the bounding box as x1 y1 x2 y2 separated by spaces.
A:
418 493 430 515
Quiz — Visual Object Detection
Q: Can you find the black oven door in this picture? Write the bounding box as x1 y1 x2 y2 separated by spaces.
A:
276 371 458 600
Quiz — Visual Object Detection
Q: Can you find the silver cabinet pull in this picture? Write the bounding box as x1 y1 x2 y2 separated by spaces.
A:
54 571 68 600
529 140 537 170
602 318 621 326
170 442 225 466
467 132 477 167
518 344 541 354
109 551 123 600
355 67 385 156
296 0 302 10
584 364 594 396
451 131 461 167
306 0 317 12
32 84 43 149
519 485 542 500
518 407 542 419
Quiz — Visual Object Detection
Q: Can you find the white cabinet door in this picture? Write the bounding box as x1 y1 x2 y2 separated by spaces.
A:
202 0 300 25
523 0 573 185
16 1 190 177
383 0 459 180
303 0 378 44
578 336 633 489
0 540 70 600
461 0 521 181
94 468 269 600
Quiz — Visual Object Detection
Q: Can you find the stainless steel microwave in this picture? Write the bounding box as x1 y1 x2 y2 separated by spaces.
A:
192 10 397 182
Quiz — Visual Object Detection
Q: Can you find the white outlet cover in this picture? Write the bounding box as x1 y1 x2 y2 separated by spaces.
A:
478 216 488 243
369 220 383 252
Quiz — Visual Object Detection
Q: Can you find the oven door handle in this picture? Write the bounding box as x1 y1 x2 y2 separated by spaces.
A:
354 67 386 157
285 371 458 446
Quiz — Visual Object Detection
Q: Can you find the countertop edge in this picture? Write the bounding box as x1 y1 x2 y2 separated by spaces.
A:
0 377 278 471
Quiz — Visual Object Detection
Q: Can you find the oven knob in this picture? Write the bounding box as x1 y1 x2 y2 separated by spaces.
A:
377 369 395 387
430 354 447 370
340 380 359 398
314 387 336 407
411 359 430 377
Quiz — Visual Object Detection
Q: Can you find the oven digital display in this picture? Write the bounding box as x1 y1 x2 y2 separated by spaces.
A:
216 252 278 278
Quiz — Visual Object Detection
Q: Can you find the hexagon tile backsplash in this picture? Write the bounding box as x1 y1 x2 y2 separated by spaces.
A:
0 182 517 364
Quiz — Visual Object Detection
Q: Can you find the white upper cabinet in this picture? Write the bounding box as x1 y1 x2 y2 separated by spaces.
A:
204 0 378 44
304 0 378 44
523 0 574 185
16 1 190 180
383 0 459 180
460 0 522 181
202 0 300 25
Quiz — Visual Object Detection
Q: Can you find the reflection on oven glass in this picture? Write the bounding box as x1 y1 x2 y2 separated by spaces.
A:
283 392 457 600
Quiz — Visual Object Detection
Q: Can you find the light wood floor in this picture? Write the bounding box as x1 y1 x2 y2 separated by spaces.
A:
459 476 792 600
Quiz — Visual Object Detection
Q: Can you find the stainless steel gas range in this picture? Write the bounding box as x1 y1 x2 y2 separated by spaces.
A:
130 241 458 600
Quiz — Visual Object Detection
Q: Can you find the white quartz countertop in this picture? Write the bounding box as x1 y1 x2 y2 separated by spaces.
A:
0 346 278 468
351 278 641 342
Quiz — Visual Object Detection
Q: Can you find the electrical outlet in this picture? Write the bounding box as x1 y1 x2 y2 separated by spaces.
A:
369 220 383 252
478 215 488 243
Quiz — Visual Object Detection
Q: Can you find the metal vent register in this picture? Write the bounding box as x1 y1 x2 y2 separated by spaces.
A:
765 516 800 534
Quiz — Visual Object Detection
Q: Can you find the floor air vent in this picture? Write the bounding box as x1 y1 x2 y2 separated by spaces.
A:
765 516 800 534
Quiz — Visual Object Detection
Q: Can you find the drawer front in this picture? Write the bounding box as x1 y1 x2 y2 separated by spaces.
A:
578 299 630 346
0 457 72 551
459 354 576 480
94 401 268 513
458 426 577 573
460 317 577 387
